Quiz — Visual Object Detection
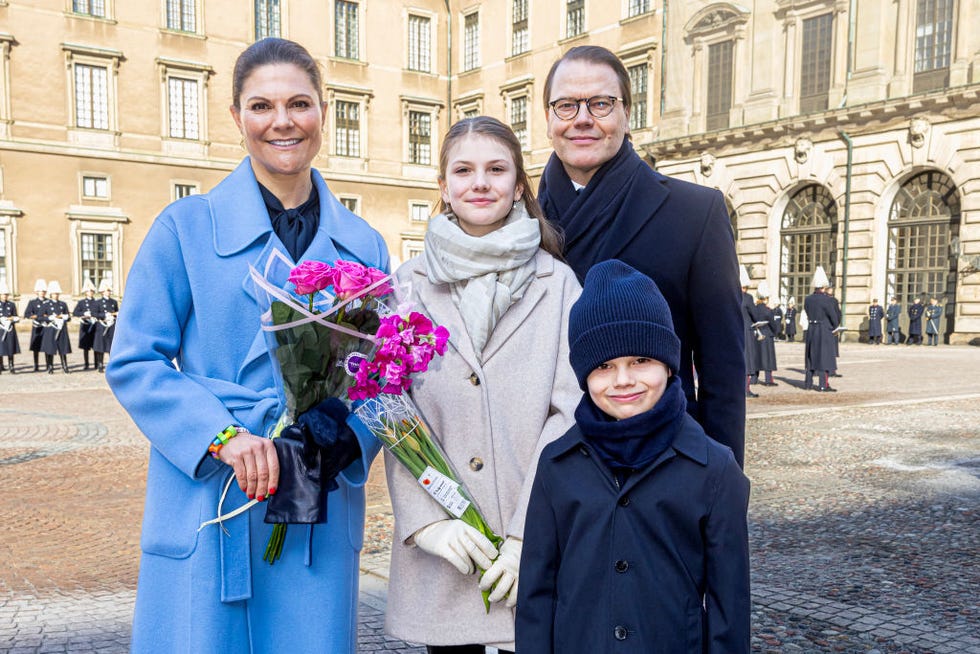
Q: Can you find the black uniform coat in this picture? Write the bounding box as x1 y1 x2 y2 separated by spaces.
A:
772 306 784 338
539 143 746 466
748 302 778 372
907 302 925 336
868 305 884 339
741 292 759 374
24 297 45 352
0 300 21 356
784 306 798 338
94 296 119 353
803 291 839 372
39 299 71 355
73 297 102 349
516 418 750 654
886 303 901 333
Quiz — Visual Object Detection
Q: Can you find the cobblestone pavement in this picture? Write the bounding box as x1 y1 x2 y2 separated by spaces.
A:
1 342 978 653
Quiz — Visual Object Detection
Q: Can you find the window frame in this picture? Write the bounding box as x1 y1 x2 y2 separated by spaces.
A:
334 0 361 61
156 58 214 147
500 77 533 152
162 0 201 34
565 0 585 40
172 181 199 201
462 9 480 72
66 208 127 296
409 200 432 224
62 43 123 141
254 0 282 40
511 0 530 57
81 174 110 200
401 96 443 169
326 84 373 165
407 12 434 73
683 6 749 132
70 0 110 20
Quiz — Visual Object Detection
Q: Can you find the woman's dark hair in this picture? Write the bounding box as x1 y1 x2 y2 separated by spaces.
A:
542 45 632 112
232 38 323 109
437 116 564 258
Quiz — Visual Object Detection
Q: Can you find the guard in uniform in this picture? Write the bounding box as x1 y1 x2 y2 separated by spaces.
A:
0 282 21 373
740 266 759 398
925 297 943 346
784 298 798 342
885 297 902 344
73 279 101 370
24 279 47 371
803 266 839 392
93 279 118 372
772 300 785 341
749 281 779 386
907 297 925 345
867 298 884 345
40 280 72 374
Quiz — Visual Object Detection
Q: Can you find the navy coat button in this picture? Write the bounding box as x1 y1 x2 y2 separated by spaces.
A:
615 560 629 573
469 372 480 386
613 625 628 640
618 496 630 507
469 457 484 471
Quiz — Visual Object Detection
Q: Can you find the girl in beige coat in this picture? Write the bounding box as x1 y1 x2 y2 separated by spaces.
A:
384 117 581 653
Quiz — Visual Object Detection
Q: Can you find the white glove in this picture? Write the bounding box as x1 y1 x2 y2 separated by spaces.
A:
479 537 522 607
412 519 498 575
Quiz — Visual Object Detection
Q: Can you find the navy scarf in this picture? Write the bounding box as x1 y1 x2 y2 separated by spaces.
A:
575 374 687 475
259 179 320 262
538 138 651 282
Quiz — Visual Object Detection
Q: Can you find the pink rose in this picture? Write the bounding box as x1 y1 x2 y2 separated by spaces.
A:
288 260 334 296
331 260 392 300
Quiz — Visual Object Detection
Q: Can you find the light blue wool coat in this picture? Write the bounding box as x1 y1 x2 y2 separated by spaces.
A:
106 159 389 653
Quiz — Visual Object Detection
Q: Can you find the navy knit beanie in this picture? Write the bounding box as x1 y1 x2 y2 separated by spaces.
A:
568 260 680 389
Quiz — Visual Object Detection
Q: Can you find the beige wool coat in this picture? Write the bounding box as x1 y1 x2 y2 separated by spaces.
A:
384 249 582 649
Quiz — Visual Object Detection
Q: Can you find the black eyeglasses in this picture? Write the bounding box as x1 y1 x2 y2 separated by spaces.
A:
548 95 624 120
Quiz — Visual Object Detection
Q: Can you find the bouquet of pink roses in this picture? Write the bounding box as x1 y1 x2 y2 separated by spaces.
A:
348 313 505 610
249 254 395 563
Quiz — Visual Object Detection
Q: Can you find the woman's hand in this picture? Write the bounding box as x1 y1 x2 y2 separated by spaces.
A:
218 432 280 501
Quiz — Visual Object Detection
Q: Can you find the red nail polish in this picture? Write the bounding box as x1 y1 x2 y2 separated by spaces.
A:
269 487 277 496
248 493 255 500
257 495 265 502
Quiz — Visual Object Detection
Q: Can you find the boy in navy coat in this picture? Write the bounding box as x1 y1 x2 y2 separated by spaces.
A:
516 260 750 654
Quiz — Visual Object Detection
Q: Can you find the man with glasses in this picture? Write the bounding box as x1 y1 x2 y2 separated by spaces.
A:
536 45 746 468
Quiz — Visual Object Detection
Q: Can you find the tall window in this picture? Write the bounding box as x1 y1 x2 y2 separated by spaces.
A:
463 12 480 71
706 40 734 130
166 0 196 32
410 202 430 223
255 0 281 39
73 0 106 18
80 233 114 291
779 185 838 305
627 0 650 17
167 77 199 140
0 233 7 289
566 0 585 38
82 175 109 199
510 96 528 149
800 13 833 113
408 15 431 72
512 0 529 56
628 63 647 130
74 64 109 130
335 100 360 157
914 0 954 92
335 1 359 59
887 170 960 334
408 110 431 165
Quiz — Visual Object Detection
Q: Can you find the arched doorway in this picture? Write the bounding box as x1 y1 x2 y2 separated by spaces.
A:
886 170 961 340
779 184 838 305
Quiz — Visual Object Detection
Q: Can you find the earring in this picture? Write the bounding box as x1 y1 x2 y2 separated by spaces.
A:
239 137 246 150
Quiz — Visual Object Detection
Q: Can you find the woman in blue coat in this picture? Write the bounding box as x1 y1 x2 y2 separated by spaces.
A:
106 39 389 653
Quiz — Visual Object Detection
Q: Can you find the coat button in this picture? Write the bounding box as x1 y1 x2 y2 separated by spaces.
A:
469 457 484 471
614 560 629 573
469 372 480 386
613 625 628 640
618 496 630 507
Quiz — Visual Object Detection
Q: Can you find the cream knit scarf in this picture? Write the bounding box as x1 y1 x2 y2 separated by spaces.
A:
423 201 541 356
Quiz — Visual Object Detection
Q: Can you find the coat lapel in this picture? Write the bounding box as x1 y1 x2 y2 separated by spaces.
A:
596 169 671 263
480 252 552 364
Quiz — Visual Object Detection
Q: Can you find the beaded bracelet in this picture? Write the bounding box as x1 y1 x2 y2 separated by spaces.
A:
208 425 247 459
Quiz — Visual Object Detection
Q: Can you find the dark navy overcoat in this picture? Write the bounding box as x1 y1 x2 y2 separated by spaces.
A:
516 418 750 654
0 300 20 356
748 302 777 372
867 304 884 338
73 297 101 349
886 303 901 333
803 291 838 372
907 302 925 335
